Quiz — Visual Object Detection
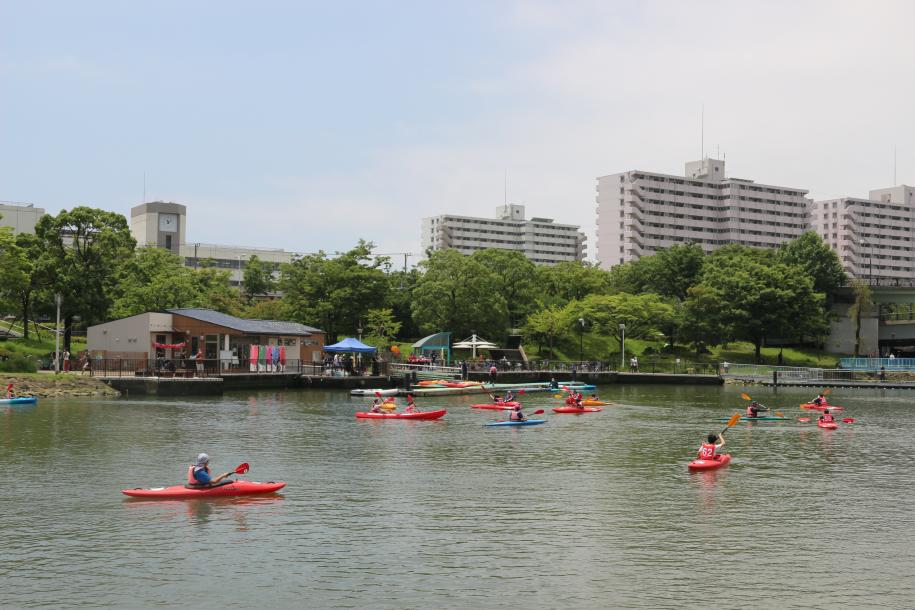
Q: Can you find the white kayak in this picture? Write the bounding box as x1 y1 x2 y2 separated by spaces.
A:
349 388 399 397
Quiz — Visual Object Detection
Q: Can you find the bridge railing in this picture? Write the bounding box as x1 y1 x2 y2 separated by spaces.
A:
838 357 915 370
389 362 463 380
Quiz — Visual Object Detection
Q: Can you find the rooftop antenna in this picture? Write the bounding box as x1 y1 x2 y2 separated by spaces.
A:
701 104 705 159
504 169 507 205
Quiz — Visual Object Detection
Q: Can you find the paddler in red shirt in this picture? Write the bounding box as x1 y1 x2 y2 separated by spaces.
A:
819 409 835 424
698 432 725 460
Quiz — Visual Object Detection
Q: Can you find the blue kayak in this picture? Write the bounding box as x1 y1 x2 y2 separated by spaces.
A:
485 419 547 427
0 397 37 405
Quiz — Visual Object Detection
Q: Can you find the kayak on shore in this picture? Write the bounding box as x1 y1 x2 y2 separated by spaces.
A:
122 480 286 499
688 454 732 471
0 397 38 405
355 409 447 420
800 403 844 411
553 406 602 414
485 419 546 427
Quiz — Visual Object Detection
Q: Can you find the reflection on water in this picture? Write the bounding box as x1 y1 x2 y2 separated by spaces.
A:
1 386 913 608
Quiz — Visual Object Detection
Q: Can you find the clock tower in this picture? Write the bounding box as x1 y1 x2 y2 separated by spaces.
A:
129 201 187 254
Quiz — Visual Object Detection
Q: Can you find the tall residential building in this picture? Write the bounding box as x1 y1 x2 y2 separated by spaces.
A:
130 201 296 287
596 159 811 267
810 185 915 283
421 204 586 265
0 201 46 234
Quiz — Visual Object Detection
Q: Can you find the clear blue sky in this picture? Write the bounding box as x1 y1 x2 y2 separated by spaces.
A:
3 1 914 259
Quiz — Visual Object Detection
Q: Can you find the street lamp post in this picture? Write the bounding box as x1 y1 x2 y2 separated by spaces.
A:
619 323 626 371
54 293 62 374
578 318 586 362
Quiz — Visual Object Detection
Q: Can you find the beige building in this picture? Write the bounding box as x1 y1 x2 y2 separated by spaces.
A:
810 185 915 283
596 159 811 267
422 204 586 264
130 201 296 286
0 201 45 234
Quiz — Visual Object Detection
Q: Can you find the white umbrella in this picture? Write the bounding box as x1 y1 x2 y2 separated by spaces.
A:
452 334 498 359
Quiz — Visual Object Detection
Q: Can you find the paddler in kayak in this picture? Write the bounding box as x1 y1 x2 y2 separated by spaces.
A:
508 404 527 422
403 395 418 414
698 432 725 460
188 453 235 488
746 401 769 418
369 399 384 413
819 409 836 424
811 393 827 406
549 378 559 390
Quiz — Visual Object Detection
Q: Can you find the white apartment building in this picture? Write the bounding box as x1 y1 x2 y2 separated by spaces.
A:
130 202 296 286
0 201 46 234
810 185 915 283
421 204 586 264
596 159 811 267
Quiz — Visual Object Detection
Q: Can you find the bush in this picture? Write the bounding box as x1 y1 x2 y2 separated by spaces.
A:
0 355 39 373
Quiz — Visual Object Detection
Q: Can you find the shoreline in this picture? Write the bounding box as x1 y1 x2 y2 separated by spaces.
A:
0 373 121 398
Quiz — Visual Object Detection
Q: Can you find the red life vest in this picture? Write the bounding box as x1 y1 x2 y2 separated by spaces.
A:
187 465 210 485
821 414 835 423
699 443 717 459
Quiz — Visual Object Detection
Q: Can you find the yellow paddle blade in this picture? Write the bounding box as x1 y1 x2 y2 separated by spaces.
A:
553 394 562 398
726 412 741 428
740 393 752 401
775 411 784 417
823 388 831 396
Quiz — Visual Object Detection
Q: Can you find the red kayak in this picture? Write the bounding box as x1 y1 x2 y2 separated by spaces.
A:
800 403 844 411
122 480 286 499
552 406 603 413
355 409 447 420
471 402 520 410
817 420 839 430
688 454 732 471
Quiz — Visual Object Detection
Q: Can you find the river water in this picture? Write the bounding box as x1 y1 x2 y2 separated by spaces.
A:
1 384 913 608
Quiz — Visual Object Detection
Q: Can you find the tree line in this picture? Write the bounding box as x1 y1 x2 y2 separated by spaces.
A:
0 207 847 360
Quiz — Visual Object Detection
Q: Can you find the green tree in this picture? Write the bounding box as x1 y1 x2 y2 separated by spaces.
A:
242 254 276 298
386 267 421 339
471 249 538 329
847 279 874 357
535 261 613 306
0 227 27 320
778 231 847 295
411 249 506 338
192 266 243 315
243 298 291 321
569 292 675 351
110 247 200 318
690 251 827 361
279 240 389 341
523 305 572 358
680 283 732 354
363 308 402 346
36 207 136 350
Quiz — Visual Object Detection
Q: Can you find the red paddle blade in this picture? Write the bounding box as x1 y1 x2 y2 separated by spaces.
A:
532 409 545 415
842 418 856 423
798 417 810 422
234 462 250 475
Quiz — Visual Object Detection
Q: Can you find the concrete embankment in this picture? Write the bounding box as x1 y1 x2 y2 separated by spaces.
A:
0 373 121 398
466 371 723 386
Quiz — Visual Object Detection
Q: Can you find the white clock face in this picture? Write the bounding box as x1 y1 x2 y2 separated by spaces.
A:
159 214 178 232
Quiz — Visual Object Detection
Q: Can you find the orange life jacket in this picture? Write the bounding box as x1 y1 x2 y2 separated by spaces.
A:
187 465 210 485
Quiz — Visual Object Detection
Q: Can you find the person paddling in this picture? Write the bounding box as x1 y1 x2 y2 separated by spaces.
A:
503 390 515 403
403 395 418 413
549 378 559 390
508 404 527 422
698 432 725 460
812 393 827 406
747 401 769 418
819 409 836 424
370 399 383 413
187 453 234 488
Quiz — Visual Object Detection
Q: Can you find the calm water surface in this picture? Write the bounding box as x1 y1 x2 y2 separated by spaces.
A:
1 385 914 608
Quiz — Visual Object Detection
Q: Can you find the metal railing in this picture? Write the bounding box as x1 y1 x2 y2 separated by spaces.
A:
90 358 336 378
722 362 915 385
389 362 462 380
839 357 915 371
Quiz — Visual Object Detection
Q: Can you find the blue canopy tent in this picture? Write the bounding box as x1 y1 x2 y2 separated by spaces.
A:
323 337 377 353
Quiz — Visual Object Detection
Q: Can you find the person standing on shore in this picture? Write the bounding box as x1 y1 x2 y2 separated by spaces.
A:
6 383 15 398
489 364 497 386
195 349 204 376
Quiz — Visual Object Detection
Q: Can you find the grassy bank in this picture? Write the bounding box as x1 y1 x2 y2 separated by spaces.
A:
0 335 88 372
1 372 120 398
